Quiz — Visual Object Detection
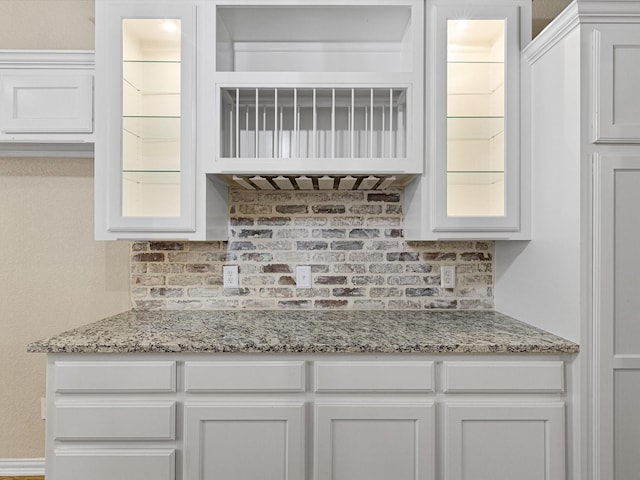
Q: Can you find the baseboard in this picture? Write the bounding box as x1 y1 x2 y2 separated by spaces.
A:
0 458 45 476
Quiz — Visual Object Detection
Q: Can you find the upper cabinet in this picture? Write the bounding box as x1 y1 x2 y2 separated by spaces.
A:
93 0 531 240
593 25 640 143
405 0 531 240
0 50 94 158
203 0 424 184
95 0 227 240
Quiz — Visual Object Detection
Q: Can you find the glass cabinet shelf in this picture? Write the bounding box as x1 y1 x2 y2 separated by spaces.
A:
122 170 180 218
121 17 183 219
445 18 506 218
447 171 504 217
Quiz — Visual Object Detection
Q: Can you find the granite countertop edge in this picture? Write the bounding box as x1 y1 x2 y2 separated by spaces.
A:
28 309 580 355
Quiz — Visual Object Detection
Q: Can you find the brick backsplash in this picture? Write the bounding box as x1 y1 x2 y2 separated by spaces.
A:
130 189 494 310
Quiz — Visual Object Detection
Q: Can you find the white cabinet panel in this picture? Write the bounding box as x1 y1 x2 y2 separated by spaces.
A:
54 361 176 393
54 448 175 480
614 370 640 480
444 402 565 480
185 361 305 392
1 74 92 134
54 401 176 441
314 361 434 392
183 402 305 480
442 361 564 393
315 400 435 480
594 26 640 142
594 156 640 480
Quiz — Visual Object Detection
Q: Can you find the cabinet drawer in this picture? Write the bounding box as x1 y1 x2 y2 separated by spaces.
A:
314 361 434 392
54 402 176 440
54 361 176 393
442 361 564 393
54 448 174 480
185 361 305 392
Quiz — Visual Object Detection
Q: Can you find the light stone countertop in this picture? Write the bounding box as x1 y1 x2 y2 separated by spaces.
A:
28 310 579 354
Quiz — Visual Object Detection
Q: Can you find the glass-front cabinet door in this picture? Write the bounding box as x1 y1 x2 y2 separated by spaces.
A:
95 1 197 238
430 3 524 233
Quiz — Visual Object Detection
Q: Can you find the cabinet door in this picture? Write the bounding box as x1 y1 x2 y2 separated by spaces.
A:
183 402 305 480
429 1 528 234
443 402 565 480
95 1 197 238
594 155 640 480
314 400 435 480
593 26 640 143
1 73 93 134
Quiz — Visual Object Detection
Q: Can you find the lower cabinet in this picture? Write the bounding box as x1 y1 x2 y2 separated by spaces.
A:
183 402 306 480
315 400 435 480
46 355 572 480
443 402 565 480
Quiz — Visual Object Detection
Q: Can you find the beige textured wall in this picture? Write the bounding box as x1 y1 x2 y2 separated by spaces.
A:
0 0 131 459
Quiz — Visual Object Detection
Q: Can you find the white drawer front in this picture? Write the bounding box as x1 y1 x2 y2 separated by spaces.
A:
54 361 176 393
54 402 176 440
314 361 434 392
442 361 564 393
185 361 305 392
54 448 174 480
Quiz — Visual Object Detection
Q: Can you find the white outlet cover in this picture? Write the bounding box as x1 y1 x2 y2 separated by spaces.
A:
296 265 312 289
441 265 456 289
223 265 239 288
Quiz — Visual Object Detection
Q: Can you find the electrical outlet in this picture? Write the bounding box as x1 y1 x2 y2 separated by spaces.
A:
441 265 456 288
223 265 239 288
296 265 312 289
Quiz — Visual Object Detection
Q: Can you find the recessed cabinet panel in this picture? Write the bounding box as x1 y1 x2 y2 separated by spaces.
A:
442 361 564 393
54 449 175 480
314 361 434 392
444 402 565 480
183 402 305 480
54 361 176 393
594 26 640 143
1 74 93 134
54 402 176 441
184 361 305 392
315 400 435 480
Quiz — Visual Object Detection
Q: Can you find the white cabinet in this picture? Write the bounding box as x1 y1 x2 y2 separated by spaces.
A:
45 354 572 480
94 0 227 240
315 400 435 480
0 50 94 157
593 155 640 480
404 0 531 240
444 402 565 480
184 402 306 480
494 4 640 480
593 26 640 143
47 360 178 480
204 0 424 182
